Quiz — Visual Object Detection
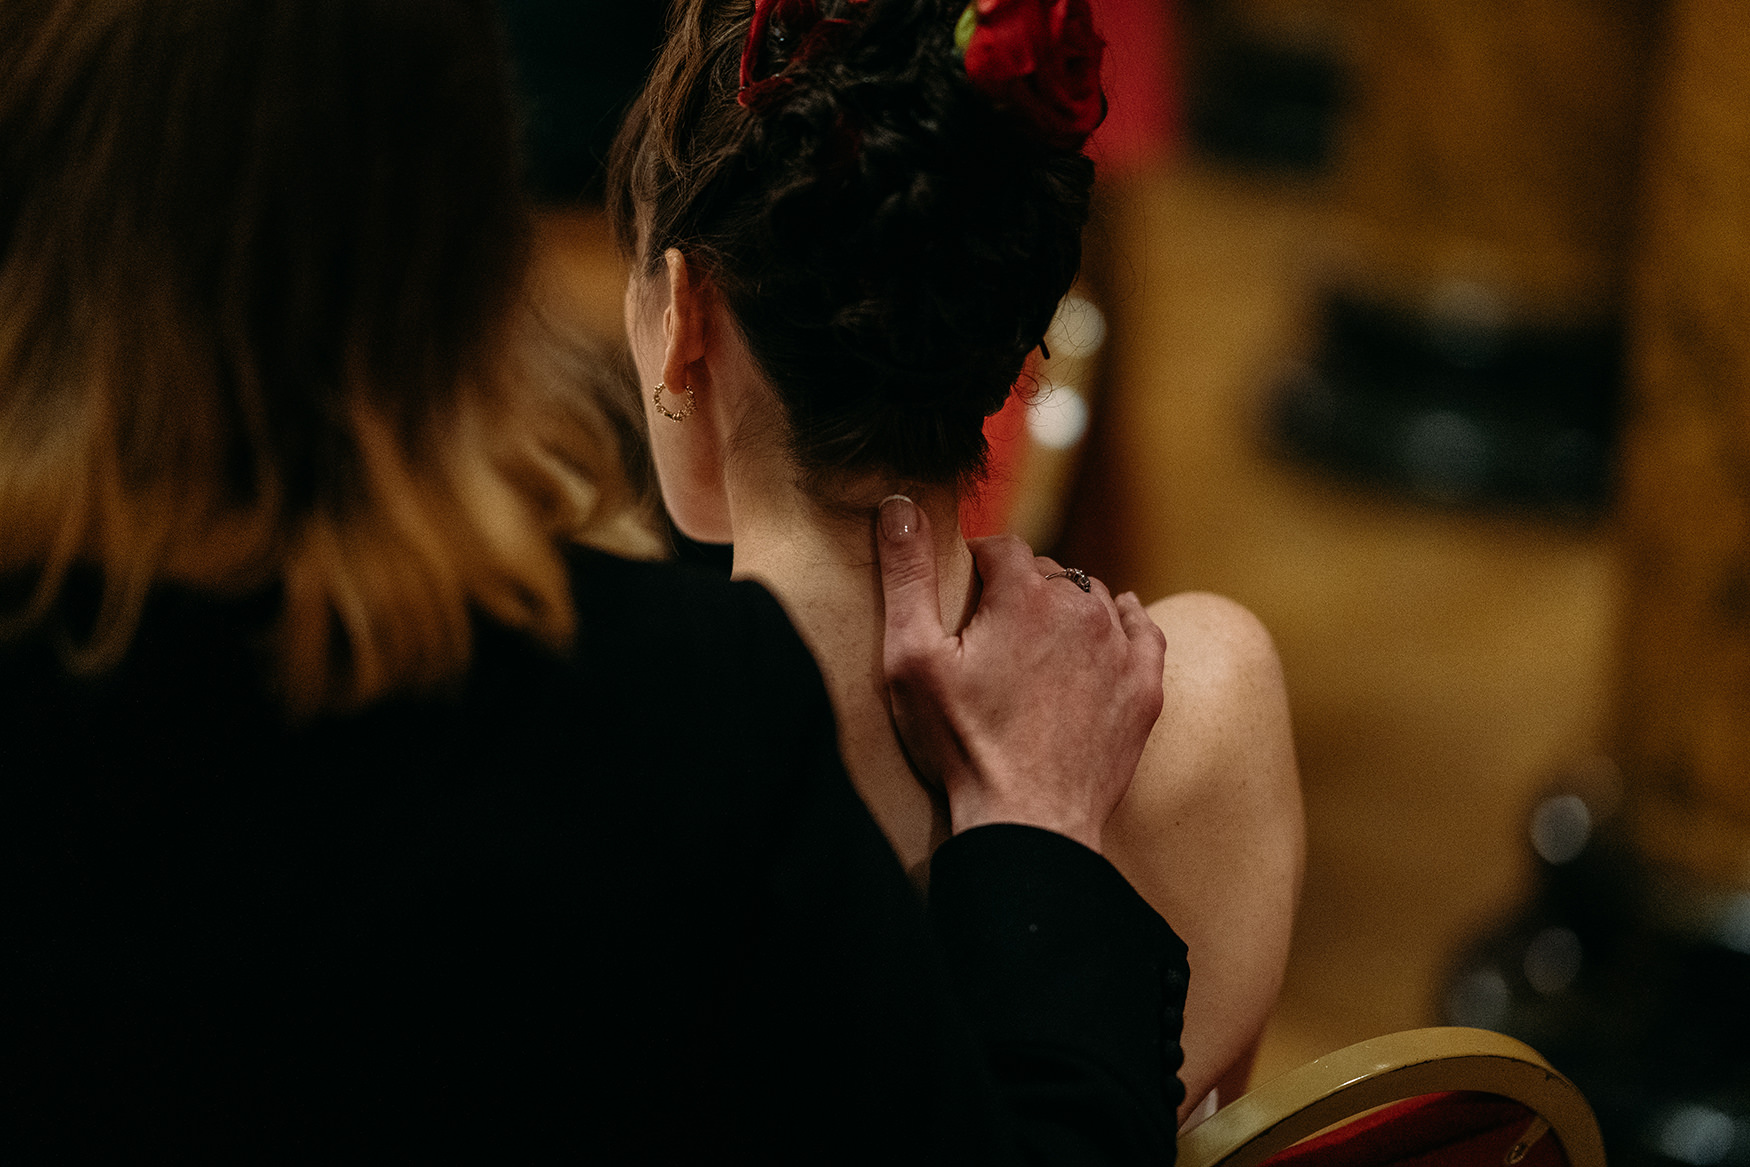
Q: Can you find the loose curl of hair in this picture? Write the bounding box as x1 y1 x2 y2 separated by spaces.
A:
0 0 657 714
608 0 1096 491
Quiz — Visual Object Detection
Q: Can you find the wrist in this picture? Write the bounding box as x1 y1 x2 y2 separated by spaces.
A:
947 787 1104 853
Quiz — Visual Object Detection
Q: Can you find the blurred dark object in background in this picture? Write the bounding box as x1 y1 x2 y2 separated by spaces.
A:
1444 761 1750 1167
500 1 665 204
1268 291 1622 517
1187 31 1348 174
1179 0 1646 518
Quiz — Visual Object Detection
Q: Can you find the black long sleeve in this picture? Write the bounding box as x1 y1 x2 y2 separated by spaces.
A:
932 825 1188 1163
2 550 1187 1162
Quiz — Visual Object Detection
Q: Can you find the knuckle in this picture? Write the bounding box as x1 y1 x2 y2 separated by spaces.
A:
1074 597 1113 638
980 533 1026 561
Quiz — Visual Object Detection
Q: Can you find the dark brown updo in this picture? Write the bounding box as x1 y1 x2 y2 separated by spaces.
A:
608 0 1096 491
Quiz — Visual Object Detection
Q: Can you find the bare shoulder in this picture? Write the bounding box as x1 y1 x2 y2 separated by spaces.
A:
1111 594 1303 1123
1119 591 1296 819
1144 592 1287 719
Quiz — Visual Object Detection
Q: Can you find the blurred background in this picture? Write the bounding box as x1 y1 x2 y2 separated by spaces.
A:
507 0 1749 1161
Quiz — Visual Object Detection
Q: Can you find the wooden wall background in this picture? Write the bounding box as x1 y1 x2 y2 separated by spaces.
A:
1060 0 1750 1080
1619 0 1750 891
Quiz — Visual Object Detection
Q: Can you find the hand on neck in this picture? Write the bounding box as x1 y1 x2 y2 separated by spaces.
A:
719 468 973 872
725 466 975 640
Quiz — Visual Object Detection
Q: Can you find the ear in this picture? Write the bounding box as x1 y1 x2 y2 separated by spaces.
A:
647 249 733 543
659 248 709 393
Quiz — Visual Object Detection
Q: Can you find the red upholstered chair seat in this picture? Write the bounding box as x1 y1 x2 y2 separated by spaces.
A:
1261 1091 1567 1167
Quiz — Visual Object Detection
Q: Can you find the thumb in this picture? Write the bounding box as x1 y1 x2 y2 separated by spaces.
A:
876 494 945 670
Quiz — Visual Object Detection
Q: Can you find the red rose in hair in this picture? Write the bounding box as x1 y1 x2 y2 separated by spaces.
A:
959 0 1107 150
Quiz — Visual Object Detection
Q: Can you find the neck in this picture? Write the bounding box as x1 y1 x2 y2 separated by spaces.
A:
725 465 973 870
730 482 975 637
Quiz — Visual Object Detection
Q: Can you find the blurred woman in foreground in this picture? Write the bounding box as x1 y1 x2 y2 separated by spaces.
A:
0 0 1184 1159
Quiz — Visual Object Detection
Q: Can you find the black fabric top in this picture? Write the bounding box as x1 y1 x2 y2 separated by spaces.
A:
1 548 1185 1162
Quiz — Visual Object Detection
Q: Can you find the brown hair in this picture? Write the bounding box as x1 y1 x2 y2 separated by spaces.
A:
607 0 1095 492
0 0 656 714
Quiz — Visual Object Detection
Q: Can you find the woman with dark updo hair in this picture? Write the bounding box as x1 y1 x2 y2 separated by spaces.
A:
612 0 1305 1121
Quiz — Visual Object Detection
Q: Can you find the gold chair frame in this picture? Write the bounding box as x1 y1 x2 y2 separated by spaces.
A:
1178 1027 1607 1167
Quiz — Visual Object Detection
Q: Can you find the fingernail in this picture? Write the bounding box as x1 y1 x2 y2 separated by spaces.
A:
878 493 917 539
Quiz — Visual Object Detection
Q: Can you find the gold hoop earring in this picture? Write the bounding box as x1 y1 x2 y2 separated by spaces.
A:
652 381 696 423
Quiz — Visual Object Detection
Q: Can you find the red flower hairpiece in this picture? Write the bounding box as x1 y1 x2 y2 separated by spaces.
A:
955 0 1107 150
738 0 867 110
